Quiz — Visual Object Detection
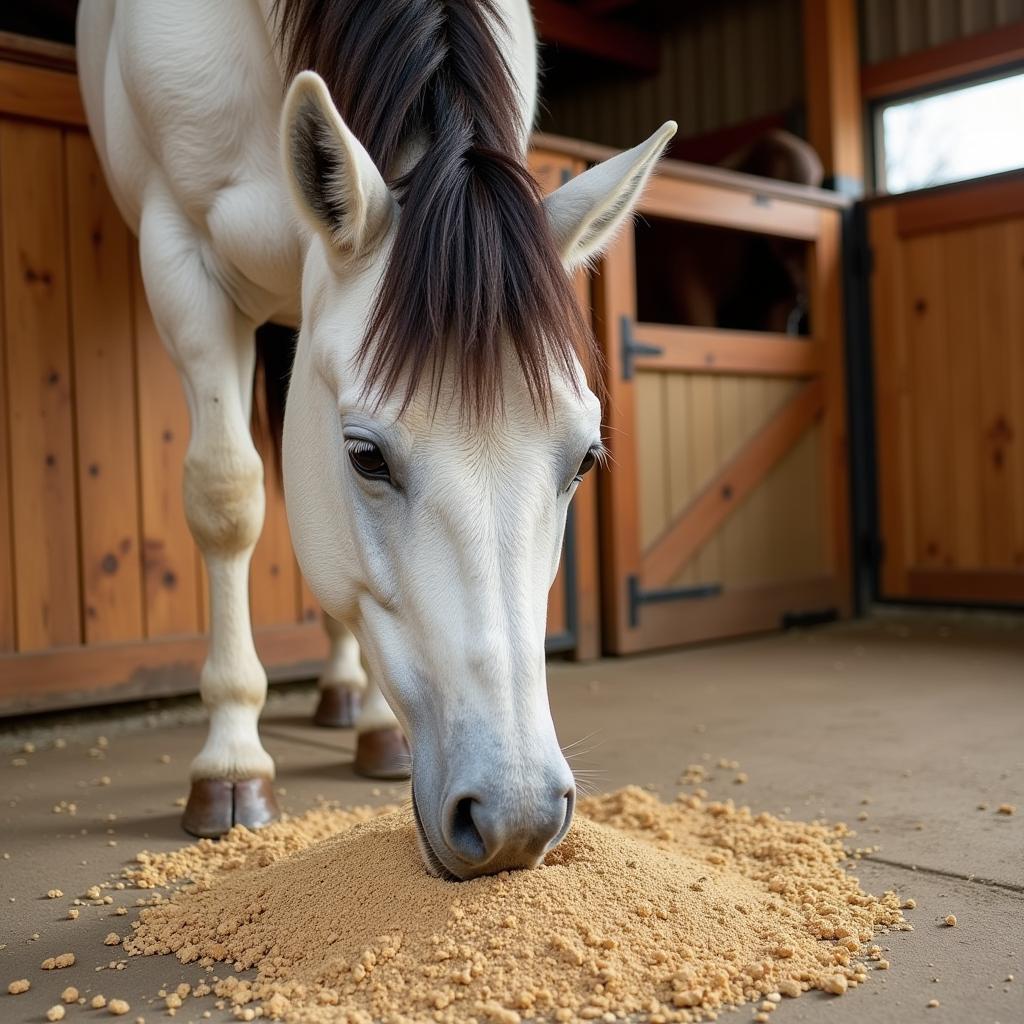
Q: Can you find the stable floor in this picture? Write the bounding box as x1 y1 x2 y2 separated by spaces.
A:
1 610 1022 1024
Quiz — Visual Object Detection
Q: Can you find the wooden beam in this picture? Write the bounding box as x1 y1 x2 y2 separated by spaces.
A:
580 0 641 15
862 21 1024 101
532 0 659 74
891 170 1024 237
532 131 851 210
907 569 1024 605
0 31 76 73
616 576 845 656
0 59 85 126
0 622 329 716
640 173 825 240
802 0 864 192
640 379 825 589
632 325 823 377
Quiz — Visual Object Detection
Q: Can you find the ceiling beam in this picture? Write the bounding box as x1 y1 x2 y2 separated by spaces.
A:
532 0 659 74
579 0 643 14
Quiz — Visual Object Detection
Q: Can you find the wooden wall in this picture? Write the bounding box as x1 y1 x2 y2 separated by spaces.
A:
0 58 599 715
0 107 329 712
869 171 1024 604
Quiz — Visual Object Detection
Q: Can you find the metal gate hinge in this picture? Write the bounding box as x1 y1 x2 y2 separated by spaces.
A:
620 315 663 380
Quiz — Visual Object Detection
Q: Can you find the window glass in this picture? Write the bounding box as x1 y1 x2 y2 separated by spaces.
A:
879 71 1024 194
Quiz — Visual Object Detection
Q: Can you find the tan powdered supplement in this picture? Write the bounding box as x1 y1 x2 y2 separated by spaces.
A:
124 787 907 1023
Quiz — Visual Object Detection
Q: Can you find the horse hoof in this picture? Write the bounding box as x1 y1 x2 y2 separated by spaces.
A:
181 778 281 838
313 685 360 728
353 727 411 780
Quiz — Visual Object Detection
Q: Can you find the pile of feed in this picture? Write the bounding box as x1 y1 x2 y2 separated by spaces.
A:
123 787 907 1023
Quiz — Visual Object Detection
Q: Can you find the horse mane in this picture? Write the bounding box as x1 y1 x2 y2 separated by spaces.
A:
274 0 594 415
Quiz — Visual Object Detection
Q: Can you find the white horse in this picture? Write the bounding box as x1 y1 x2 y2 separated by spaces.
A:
77 0 674 879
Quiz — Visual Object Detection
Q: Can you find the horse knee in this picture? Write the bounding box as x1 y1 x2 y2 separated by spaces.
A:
184 444 265 554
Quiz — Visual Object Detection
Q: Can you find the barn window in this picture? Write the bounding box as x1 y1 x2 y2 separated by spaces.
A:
876 69 1024 194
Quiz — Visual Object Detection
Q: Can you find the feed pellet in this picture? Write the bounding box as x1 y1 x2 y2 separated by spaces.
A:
123 786 907 1023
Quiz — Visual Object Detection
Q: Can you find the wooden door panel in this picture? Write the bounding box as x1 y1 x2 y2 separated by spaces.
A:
597 173 849 653
869 174 1024 605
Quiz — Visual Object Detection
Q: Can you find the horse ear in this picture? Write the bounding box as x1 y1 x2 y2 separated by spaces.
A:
543 121 677 270
281 71 396 261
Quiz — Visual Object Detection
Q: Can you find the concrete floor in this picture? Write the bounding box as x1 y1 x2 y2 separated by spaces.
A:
1 610 1022 1024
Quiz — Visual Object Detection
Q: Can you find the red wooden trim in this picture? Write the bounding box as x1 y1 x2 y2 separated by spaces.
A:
668 113 789 167
640 379 825 590
0 59 85 127
0 623 329 716
894 173 1024 236
907 569 1024 605
532 0 658 73
862 21 1024 100
632 324 823 377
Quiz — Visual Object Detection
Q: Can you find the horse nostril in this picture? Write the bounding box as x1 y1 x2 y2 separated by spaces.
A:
447 796 487 865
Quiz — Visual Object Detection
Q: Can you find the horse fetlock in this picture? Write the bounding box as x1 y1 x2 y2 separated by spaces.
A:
190 705 275 782
184 448 265 553
319 654 368 692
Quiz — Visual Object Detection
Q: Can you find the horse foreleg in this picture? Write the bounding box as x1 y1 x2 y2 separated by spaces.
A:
313 612 365 727
138 192 279 837
312 613 408 776
353 676 410 780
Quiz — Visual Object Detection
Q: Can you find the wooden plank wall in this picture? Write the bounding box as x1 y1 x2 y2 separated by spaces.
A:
0 116 322 709
870 176 1024 603
0 83 602 713
636 373 826 591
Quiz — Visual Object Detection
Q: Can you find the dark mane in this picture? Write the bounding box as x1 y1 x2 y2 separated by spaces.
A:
274 0 594 414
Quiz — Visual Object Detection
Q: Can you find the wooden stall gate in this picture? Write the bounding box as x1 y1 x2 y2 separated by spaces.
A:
589 153 853 654
868 171 1024 606
0 48 598 716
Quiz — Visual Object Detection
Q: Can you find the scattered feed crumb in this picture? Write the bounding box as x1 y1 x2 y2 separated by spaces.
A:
41 953 75 970
927 998 940 1008
46 1004 65 1021
67 909 79 920
902 899 916 910
104 932 122 946
47 889 64 899
122 786 905 1023
61 986 79 1003
86 885 102 900
7 979 30 995
944 915 956 927
91 994 107 1008
996 804 1015 816
108 998 130 1015
165 994 182 1009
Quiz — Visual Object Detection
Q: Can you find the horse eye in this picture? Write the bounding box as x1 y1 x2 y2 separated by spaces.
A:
574 448 599 482
347 441 391 482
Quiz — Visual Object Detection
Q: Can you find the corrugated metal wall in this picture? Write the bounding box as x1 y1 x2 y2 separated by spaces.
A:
539 0 804 150
539 0 1024 154
860 0 1024 64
